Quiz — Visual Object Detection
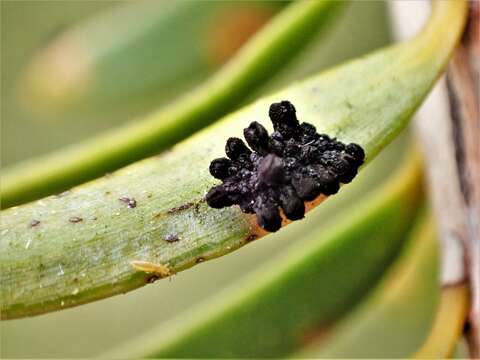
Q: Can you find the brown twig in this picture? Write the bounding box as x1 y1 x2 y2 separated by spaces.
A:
445 2 480 355
389 1 478 357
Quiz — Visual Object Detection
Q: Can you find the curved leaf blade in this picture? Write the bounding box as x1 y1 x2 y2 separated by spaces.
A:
415 284 469 358
0 0 467 319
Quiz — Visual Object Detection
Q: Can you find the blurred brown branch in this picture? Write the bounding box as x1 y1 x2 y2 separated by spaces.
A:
389 0 479 357
445 2 480 355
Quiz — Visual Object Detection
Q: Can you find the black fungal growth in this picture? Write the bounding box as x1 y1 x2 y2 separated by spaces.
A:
205 101 365 232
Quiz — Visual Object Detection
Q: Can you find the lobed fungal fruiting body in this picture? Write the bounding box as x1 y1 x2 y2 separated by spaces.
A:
206 101 364 232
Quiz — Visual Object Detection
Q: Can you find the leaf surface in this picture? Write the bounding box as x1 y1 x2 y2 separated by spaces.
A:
0 0 467 319
106 151 422 358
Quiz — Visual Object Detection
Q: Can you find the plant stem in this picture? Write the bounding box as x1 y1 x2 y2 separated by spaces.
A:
415 284 470 358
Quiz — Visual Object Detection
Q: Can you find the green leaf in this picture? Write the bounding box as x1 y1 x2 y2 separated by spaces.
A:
0 0 467 319
297 214 440 358
3 0 342 207
104 150 423 358
19 1 282 112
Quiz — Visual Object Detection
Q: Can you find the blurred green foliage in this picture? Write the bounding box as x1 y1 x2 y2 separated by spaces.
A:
19 1 282 112
2 0 342 207
300 214 439 358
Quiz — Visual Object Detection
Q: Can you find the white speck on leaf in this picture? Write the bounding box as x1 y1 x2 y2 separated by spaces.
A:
57 265 65 276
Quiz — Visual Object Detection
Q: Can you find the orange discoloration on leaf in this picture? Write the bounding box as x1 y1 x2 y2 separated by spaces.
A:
207 6 273 65
246 194 328 237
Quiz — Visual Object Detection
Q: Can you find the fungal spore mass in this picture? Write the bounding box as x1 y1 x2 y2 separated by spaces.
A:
206 101 364 232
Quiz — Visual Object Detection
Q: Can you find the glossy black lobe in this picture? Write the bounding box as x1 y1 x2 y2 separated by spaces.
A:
206 101 364 232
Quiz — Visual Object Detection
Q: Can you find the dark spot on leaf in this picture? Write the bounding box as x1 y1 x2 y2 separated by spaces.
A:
167 202 195 214
119 197 137 208
69 216 83 223
147 274 160 283
194 203 201 213
165 234 180 243
196 257 205 263
206 101 364 232
300 325 330 346
29 220 41 227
